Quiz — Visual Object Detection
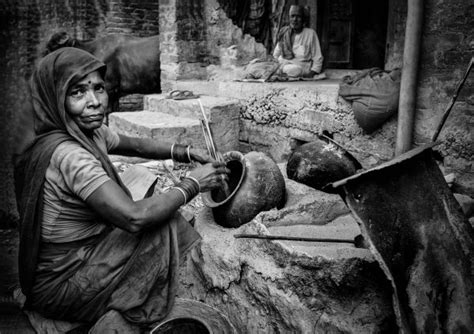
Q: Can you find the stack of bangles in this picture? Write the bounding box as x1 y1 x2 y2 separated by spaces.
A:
172 177 200 205
170 143 192 163
170 143 199 205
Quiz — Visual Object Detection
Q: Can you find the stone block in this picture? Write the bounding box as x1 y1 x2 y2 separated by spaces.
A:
144 95 241 152
109 111 203 148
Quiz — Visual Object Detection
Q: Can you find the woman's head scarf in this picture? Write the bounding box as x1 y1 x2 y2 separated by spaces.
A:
14 47 126 300
30 47 107 151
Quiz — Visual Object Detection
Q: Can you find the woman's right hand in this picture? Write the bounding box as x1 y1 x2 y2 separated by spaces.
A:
188 161 230 193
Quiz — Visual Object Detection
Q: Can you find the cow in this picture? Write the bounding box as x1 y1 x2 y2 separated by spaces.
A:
44 31 161 113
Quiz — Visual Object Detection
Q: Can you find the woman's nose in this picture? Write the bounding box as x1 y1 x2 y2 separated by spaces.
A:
87 91 101 107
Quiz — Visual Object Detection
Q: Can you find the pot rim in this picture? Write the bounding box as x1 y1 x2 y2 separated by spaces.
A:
202 151 246 208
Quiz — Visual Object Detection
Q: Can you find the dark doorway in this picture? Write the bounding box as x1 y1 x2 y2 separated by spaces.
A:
317 0 388 69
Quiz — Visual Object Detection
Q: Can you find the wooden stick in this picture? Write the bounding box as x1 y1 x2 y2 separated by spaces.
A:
431 57 474 142
234 233 355 244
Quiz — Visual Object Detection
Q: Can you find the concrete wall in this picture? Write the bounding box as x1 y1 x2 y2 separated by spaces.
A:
415 0 474 195
374 0 473 194
0 0 160 228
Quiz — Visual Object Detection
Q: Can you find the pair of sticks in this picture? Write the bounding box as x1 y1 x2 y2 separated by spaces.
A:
197 99 230 197
197 99 222 162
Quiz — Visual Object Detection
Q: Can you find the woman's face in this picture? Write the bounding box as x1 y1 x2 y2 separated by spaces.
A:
65 70 108 133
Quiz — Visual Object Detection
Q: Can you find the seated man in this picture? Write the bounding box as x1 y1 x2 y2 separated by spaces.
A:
273 5 324 78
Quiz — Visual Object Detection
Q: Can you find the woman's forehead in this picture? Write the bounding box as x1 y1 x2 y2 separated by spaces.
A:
70 70 104 87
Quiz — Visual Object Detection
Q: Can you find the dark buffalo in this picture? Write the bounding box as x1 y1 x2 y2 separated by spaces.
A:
44 31 161 111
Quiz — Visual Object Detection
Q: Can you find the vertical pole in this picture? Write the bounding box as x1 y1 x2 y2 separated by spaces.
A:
395 0 423 155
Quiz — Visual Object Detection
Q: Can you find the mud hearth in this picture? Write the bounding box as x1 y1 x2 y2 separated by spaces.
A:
178 177 397 333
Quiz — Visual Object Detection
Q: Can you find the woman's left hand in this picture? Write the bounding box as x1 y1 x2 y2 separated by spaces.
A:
189 148 213 164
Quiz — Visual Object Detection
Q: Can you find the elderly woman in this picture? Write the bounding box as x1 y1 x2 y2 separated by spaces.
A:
14 47 229 331
273 5 324 78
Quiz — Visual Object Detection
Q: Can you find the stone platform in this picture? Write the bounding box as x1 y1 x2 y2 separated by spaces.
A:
162 77 396 167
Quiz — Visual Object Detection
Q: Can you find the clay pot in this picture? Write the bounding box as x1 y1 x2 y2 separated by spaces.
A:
151 298 236 333
286 137 361 193
202 151 286 228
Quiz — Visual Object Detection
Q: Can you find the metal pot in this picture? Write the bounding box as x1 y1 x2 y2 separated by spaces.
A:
202 151 286 228
286 136 361 193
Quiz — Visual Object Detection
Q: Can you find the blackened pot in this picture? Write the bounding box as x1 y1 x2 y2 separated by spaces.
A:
286 137 361 193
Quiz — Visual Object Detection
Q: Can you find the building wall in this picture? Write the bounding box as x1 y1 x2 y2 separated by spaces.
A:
415 0 473 194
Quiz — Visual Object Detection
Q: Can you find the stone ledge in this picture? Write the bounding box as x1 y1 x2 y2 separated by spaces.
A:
109 111 203 147
165 79 344 108
144 94 241 119
143 95 241 152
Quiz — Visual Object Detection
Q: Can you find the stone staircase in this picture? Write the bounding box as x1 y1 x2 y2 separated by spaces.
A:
109 94 241 153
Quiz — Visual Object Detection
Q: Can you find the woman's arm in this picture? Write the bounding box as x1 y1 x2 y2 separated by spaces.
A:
111 134 213 164
86 179 186 233
85 161 228 233
110 134 173 160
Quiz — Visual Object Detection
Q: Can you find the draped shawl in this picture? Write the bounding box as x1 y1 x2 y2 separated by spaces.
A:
14 47 128 301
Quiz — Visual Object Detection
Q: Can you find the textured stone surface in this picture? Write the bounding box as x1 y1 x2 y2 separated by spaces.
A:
165 79 396 166
144 94 241 152
109 111 203 147
178 181 397 333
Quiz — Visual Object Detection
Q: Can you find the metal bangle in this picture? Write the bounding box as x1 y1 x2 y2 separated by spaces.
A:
186 176 201 192
170 143 176 161
172 186 187 205
186 145 192 162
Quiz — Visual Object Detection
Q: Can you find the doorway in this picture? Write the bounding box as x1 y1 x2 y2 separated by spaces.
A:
316 0 389 69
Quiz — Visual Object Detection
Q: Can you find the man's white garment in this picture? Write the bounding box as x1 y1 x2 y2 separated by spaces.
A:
273 27 323 77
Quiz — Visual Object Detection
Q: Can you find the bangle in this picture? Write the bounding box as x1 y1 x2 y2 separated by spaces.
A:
185 176 201 192
176 178 200 203
186 145 192 162
172 186 187 205
171 143 192 163
170 143 175 161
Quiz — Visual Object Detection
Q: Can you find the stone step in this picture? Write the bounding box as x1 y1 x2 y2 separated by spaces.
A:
109 107 240 152
144 94 241 119
135 94 241 152
109 110 202 147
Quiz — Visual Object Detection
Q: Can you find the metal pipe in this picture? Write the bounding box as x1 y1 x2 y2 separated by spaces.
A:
234 233 355 244
395 0 424 155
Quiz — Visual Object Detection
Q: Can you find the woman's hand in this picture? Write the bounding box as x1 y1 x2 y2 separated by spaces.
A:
189 148 213 164
188 161 230 192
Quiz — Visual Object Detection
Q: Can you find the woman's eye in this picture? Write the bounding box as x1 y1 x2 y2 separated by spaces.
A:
95 85 105 93
69 87 87 98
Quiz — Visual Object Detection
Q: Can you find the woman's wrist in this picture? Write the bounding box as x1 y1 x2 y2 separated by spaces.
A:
171 177 200 206
170 143 192 163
